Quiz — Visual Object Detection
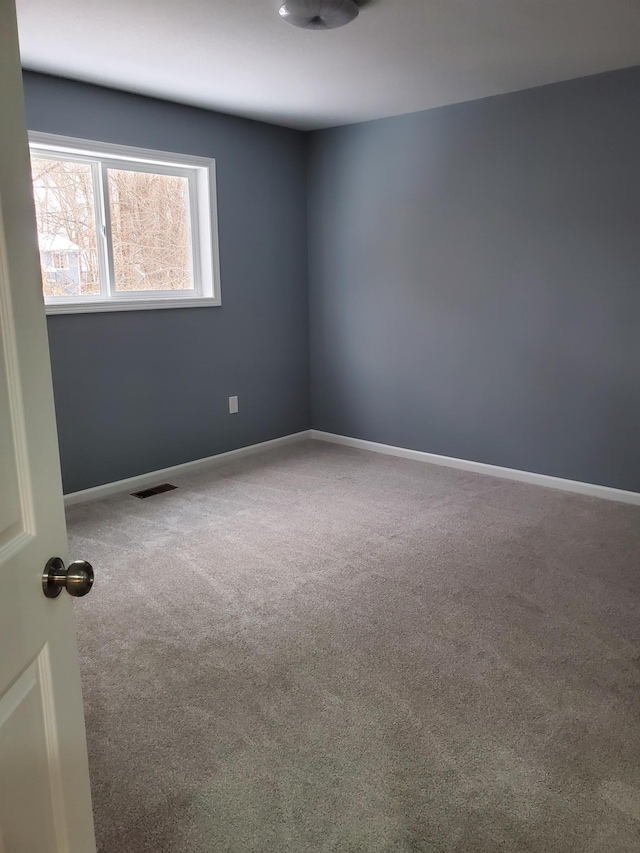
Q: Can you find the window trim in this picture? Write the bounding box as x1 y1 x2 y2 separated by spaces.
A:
29 132 222 313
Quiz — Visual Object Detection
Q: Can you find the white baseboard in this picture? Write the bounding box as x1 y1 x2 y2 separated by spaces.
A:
310 430 640 506
64 431 312 506
65 428 640 508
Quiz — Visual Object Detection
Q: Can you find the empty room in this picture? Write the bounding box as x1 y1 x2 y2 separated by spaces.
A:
1 0 639 851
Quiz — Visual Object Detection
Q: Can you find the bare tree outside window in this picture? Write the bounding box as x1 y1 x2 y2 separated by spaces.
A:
108 169 192 292
31 157 100 297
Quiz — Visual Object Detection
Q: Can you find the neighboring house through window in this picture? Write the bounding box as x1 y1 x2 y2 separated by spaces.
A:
38 234 81 295
29 132 221 313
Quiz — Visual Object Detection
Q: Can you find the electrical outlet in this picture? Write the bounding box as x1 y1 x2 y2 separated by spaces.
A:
229 395 239 414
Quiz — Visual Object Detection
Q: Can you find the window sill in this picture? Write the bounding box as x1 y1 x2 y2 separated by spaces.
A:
44 296 222 315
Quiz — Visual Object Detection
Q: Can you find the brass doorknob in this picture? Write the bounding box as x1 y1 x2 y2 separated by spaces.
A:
42 557 94 599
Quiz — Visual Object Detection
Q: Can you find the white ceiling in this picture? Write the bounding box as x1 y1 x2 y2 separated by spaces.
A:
16 0 640 130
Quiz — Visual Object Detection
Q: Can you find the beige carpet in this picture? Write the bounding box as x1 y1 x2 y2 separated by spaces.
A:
66 440 640 853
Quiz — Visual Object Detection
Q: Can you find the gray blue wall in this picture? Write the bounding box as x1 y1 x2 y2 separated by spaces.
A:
24 67 640 495
23 72 310 493
308 67 640 493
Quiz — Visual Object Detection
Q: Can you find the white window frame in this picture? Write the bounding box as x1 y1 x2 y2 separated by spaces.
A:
29 132 222 314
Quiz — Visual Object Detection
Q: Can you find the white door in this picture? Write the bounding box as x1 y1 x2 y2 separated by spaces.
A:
0 0 97 850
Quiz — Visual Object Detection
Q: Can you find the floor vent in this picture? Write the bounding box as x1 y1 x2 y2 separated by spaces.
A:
131 483 177 499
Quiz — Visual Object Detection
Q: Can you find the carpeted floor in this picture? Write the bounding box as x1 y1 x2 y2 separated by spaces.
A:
67 440 640 853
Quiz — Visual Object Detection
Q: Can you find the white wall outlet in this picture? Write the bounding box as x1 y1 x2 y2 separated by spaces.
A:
229 395 239 414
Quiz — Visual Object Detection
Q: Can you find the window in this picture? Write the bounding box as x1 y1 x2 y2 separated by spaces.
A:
50 252 70 270
29 133 221 313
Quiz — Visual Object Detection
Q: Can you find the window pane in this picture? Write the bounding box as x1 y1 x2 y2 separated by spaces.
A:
31 157 101 297
108 169 192 292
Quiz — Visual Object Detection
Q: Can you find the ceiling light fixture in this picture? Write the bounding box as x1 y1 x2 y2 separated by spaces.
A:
278 0 360 30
